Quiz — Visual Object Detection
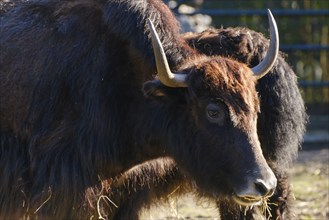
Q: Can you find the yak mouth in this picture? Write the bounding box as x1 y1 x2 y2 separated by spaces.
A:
232 194 262 206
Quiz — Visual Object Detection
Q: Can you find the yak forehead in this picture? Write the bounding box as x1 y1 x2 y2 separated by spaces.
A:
188 56 260 129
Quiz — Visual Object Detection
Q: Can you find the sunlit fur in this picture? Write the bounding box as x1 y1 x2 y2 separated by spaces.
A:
100 28 307 219
0 1 277 219
186 28 307 219
1 0 187 218
185 28 307 170
187 56 260 130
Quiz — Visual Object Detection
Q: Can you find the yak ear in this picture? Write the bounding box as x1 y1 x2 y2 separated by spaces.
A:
142 80 168 98
142 80 187 103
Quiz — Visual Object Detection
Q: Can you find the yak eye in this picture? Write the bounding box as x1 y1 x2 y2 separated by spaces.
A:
206 103 225 124
208 109 219 118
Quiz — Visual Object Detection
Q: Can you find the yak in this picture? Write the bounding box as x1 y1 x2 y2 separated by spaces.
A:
1 0 283 219
185 27 307 219
90 28 307 219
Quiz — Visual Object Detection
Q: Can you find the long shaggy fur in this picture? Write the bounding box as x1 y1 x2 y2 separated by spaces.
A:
102 28 307 219
0 1 283 219
0 0 190 218
185 28 307 169
186 28 307 219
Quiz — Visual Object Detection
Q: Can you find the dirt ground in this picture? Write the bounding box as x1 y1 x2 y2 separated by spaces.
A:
141 147 329 220
291 148 329 219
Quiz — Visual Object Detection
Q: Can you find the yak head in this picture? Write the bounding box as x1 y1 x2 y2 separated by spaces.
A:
143 10 278 206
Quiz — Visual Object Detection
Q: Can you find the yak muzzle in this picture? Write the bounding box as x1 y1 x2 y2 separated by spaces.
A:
233 167 277 206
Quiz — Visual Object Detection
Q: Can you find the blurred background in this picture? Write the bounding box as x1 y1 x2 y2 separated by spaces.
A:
165 0 329 148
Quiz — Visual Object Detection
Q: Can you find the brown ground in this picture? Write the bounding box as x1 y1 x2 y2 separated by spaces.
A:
141 147 329 220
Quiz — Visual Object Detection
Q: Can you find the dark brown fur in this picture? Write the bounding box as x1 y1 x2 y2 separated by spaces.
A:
0 1 279 219
99 28 307 219
185 28 306 219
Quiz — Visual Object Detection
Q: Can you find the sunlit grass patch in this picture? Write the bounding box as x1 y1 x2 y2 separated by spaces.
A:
290 160 329 220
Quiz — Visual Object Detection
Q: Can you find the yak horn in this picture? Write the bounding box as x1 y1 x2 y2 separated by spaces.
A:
252 9 279 79
147 18 187 87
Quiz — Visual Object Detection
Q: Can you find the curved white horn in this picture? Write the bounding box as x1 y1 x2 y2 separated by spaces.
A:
252 9 279 79
147 18 187 87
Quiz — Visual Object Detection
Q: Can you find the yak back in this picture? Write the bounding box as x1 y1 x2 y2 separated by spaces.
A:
0 0 193 218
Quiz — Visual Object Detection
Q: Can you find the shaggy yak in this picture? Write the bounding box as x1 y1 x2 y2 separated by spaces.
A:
0 0 298 219
90 27 307 219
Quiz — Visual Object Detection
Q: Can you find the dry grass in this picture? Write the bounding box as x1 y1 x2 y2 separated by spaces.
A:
290 149 329 220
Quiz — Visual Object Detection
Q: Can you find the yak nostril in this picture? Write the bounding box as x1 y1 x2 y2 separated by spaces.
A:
267 188 275 197
254 179 272 196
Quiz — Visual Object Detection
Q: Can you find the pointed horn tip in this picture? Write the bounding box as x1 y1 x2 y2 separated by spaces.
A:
251 9 279 79
147 18 159 38
146 18 155 34
146 18 152 27
267 9 279 48
266 9 278 35
267 9 276 23
267 9 272 16
146 17 188 87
